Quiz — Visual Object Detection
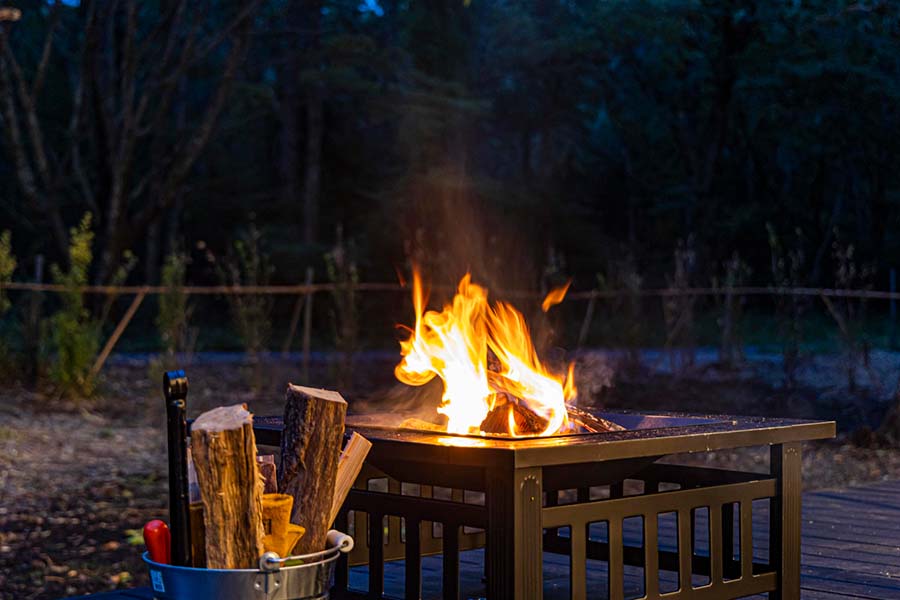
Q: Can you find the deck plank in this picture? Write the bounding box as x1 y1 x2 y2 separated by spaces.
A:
64 480 900 599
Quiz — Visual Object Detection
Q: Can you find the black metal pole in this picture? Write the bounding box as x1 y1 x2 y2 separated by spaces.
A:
164 370 192 567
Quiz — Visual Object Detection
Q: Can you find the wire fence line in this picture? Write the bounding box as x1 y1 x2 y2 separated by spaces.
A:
4 280 898 377
5 281 900 301
1 281 401 295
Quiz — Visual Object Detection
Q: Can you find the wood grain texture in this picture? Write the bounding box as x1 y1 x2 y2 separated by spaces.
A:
190 404 265 569
330 432 372 524
278 384 347 554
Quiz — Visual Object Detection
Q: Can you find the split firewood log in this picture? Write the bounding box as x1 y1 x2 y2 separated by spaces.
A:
329 432 372 525
190 404 265 569
279 385 347 554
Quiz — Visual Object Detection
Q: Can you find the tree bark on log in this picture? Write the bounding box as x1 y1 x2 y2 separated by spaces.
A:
278 384 347 554
190 404 265 569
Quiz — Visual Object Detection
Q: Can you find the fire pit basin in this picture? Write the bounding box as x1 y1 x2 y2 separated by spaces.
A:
254 411 834 600
315 411 732 441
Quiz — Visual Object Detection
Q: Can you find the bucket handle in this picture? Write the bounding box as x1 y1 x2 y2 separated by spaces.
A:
259 530 354 572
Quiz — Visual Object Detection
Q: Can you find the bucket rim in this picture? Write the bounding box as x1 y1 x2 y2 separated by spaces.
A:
143 531 350 574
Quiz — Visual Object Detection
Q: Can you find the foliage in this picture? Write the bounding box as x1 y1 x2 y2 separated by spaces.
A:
4 0 900 355
216 225 273 369
324 226 359 388
153 253 196 373
99 251 137 326
594 253 644 372
48 214 101 397
824 236 876 391
767 223 806 388
0 0 257 284
713 253 751 366
0 230 15 315
662 237 698 372
0 230 17 371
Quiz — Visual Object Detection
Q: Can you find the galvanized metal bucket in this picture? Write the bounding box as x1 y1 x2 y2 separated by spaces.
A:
144 530 354 600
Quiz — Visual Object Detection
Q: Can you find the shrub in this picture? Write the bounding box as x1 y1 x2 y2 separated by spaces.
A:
713 252 751 366
153 252 196 373
49 214 101 397
612 254 643 370
587 253 643 372
0 230 17 370
217 225 273 389
325 227 359 388
99 250 137 326
825 237 875 392
662 237 697 372
767 223 806 388
0 230 15 315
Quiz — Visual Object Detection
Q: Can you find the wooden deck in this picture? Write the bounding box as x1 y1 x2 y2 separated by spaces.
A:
74 480 900 599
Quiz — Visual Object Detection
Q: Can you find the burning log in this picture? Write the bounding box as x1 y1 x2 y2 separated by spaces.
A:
279 384 347 554
479 400 625 436
566 404 626 433
480 398 549 436
190 404 265 569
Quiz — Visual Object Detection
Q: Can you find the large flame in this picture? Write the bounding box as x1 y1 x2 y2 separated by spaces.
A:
395 270 576 437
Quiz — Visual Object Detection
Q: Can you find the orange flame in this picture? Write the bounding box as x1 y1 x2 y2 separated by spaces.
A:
541 280 572 312
395 270 576 437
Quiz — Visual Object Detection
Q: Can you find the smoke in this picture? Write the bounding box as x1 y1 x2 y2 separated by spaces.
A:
349 377 444 424
400 168 544 297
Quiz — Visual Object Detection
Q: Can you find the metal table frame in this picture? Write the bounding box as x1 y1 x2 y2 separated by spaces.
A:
255 412 834 600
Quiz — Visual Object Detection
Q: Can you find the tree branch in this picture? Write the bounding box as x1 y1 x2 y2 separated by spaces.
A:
0 28 69 258
31 1 63 102
2 37 53 190
131 0 258 238
65 0 98 214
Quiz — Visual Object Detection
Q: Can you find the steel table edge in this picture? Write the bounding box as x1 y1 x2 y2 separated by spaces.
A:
512 420 836 468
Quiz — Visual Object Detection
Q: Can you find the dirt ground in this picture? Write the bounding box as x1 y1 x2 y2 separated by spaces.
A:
2 356 900 599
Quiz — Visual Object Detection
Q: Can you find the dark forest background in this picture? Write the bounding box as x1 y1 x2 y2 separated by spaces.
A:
2 0 900 347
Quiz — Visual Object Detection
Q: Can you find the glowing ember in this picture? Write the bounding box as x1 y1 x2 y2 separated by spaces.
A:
394 270 576 437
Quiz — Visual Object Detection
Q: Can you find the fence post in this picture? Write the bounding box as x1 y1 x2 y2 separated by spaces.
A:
281 294 306 356
301 267 314 381
25 254 44 384
90 288 148 379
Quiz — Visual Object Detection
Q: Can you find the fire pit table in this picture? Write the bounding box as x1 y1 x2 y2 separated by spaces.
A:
254 411 834 600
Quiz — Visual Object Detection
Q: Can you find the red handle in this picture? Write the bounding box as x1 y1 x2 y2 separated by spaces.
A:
144 520 171 564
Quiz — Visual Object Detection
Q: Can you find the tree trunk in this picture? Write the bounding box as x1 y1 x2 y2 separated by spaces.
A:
278 0 302 222
145 218 162 284
302 0 324 246
303 85 323 246
279 81 301 217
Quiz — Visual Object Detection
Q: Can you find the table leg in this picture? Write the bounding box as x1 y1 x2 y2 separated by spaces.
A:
485 466 514 599
769 442 802 600
515 467 543 600
485 465 544 599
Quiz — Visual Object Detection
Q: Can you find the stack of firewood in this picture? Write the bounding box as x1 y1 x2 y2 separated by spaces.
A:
189 384 370 568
